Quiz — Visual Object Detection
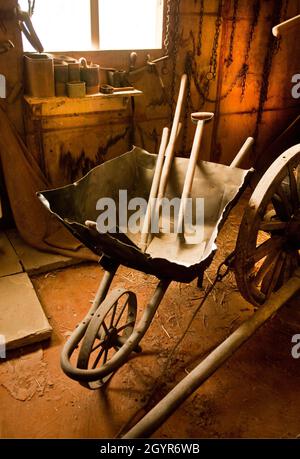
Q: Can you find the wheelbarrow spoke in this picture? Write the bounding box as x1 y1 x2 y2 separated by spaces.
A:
102 320 109 335
116 320 135 334
92 347 105 369
114 297 129 328
91 340 104 353
109 302 118 329
103 347 109 364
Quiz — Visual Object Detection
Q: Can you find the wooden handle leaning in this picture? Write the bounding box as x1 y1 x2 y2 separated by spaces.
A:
230 137 254 169
157 74 188 200
140 127 169 251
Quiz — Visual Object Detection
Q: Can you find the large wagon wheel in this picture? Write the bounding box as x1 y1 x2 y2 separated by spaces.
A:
235 145 300 307
77 288 139 389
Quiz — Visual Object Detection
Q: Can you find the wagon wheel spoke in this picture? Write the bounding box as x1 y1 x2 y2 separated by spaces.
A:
253 251 280 286
261 252 285 296
273 185 292 219
250 236 282 264
288 164 299 212
290 251 300 274
259 221 287 232
282 253 292 285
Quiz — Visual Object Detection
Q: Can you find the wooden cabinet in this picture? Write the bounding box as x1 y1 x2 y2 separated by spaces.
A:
24 90 142 187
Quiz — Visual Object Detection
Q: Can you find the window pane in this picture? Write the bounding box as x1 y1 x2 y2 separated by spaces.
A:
99 0 164 50
19 0 91 52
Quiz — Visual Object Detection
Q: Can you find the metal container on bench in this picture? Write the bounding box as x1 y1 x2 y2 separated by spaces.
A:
24 53 55 97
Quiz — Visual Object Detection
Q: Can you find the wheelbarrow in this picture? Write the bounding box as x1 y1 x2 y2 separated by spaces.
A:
38 74 300 436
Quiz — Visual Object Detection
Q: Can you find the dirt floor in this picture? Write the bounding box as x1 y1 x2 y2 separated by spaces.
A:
1 192 300 439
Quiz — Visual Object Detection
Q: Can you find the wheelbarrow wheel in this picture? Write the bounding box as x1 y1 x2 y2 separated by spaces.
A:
235 145 300 307
77 288 139 389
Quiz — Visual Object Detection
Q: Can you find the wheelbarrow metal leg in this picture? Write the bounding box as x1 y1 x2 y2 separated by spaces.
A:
78 278 171 381
61 277 170 382
60 268 117 378
123 269 300 439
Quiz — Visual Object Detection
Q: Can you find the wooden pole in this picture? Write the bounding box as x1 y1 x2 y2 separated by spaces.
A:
140 127 169 252
124 269 300 438
156 74 187 201
143 75 187 249
176 112 214 235
230 137 254 169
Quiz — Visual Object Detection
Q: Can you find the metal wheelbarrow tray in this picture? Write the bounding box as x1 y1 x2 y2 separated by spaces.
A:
38 146 252 283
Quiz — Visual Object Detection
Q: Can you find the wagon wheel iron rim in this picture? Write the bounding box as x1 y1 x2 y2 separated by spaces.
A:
77 288 138 389
235 146 300 307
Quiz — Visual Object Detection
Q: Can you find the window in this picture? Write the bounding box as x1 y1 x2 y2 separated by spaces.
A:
19 0 164 52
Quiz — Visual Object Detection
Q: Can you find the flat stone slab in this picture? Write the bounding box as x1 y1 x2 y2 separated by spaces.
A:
0 273 52 350
6 229 80 275
0 231 23 278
